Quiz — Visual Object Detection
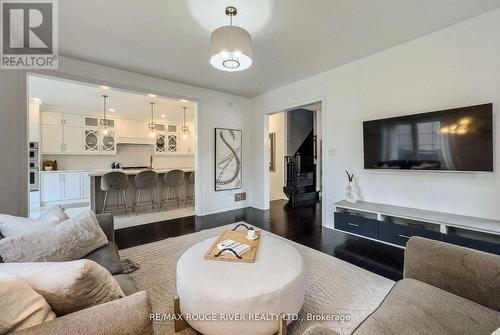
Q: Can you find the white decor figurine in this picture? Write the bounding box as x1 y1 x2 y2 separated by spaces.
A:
345 170 359 204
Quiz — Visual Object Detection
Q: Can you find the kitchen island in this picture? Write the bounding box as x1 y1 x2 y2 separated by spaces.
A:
89 168 194 213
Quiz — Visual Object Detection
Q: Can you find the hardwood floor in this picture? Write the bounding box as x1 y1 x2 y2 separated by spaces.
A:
115 199 405 281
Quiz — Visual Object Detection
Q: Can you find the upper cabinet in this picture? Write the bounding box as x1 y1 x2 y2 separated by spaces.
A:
41 112 116 155
39 110 194 156
154 123 194 155
41 112 83 154
83 117 116 154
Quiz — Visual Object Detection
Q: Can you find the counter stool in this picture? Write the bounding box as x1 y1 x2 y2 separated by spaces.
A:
161 170 185 209
185 171 195 206
101 171 129 214
133 170 158 212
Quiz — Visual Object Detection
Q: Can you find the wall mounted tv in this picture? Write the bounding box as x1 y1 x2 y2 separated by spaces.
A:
363 103 493 172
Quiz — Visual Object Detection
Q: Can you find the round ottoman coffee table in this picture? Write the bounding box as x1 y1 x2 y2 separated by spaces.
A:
176 232 305 335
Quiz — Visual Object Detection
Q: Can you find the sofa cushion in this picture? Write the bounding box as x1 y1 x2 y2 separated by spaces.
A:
404 237 500 311
12 291 154 335
0 209 108 263
0 206 69 237
354 278 500 335
83 242 122 275
0 260 125 316
0 278 56 334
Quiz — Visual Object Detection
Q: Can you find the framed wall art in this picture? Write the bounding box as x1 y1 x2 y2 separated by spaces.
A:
215 128 242 191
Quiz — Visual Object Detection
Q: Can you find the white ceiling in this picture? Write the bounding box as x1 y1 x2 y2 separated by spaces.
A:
29 75 195 123
58 0 500 97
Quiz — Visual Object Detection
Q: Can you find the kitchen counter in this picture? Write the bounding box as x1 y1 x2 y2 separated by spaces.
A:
40 169 89 173
88 167 194 177
89 168 195 213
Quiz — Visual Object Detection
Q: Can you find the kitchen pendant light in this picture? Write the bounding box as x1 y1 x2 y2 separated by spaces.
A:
181 107 189 139
100 95 112 136
210 6 252 72
148 102 156 138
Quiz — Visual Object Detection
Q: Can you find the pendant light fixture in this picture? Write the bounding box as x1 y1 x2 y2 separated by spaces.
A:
210 6 252 72
100 95 112 136
181 107 189 139
148 102 156 138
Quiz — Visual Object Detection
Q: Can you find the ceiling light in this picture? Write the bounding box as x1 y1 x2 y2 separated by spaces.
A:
108 108 115 112
148 94 157 98
161 114 166 118
100 85 110 90
100 95 113 136
210 6 252 72
181 107 189 139
32 97 41 102
148 102 157 138
180 99 189 103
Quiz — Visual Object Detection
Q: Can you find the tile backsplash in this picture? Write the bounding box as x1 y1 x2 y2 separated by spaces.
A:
42 144 194 170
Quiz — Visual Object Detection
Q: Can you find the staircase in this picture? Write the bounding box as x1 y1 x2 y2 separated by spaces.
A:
283 130 319 206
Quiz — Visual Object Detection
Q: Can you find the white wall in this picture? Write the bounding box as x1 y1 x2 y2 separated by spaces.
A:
0 57 251 216
268 113 287 200
251 8 500 227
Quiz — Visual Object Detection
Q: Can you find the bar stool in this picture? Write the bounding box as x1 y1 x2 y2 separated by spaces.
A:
101 171 129 214
161 170 185 209
185 171 195 206
133 170 158 212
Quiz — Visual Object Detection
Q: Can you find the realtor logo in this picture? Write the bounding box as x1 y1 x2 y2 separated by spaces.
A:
1 0 58 69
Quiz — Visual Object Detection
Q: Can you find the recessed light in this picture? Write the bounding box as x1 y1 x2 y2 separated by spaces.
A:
32 98 41 102
180 99 189 103
100 85 110 90
161 114 166 118
108 108 115 112
148 94 157 98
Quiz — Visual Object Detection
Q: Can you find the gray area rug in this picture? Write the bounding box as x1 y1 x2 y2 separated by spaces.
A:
119 223 394 335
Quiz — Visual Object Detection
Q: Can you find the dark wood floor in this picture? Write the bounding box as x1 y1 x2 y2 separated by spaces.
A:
115 200 405 281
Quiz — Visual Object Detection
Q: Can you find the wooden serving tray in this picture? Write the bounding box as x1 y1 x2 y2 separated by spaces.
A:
204 229 261 263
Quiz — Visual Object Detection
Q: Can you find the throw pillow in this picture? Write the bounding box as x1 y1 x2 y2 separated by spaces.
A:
37 205 70 225
0 209 108 262
0 260 125 316
0 278 56 334
0 206 69 237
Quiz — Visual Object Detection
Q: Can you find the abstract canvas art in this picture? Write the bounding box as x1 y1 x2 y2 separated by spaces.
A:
215 128 242 191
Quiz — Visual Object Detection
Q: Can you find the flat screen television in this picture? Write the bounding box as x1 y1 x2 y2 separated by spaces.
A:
363 103 493 172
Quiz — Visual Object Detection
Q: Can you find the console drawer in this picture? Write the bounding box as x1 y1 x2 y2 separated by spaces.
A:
334 212 378 239
443 234 500 255
379 221 441 247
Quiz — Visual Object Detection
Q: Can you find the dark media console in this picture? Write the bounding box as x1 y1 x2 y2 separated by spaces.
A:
334 200 500 255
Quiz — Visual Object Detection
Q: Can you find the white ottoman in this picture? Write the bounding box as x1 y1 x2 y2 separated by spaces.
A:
176 233 305 335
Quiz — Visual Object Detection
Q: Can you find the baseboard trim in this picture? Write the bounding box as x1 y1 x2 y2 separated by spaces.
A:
200 202 249 216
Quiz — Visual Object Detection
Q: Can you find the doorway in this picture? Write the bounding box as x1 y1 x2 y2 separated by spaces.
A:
268 102 322 206
27 74 199 228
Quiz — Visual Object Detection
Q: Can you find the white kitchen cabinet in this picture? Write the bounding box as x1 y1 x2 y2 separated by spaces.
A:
63 172 81 200
64 126 84 153
40 172 87 204
41 124 63 153
153 122 195 155
81 172 90 199
63 114 83 127
41 111 63 126
40 112 108 154
40 173 63 202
